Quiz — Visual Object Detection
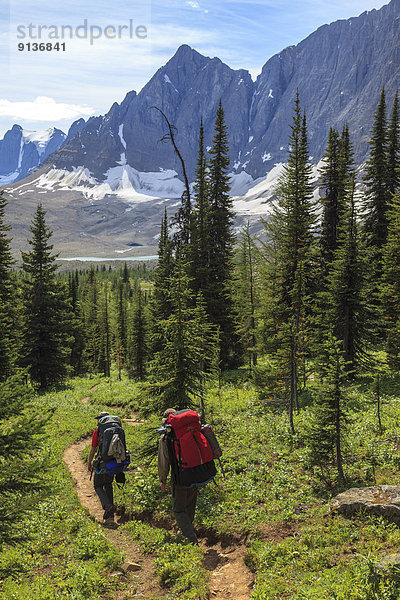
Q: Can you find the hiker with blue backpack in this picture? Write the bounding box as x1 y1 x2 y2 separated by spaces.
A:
88 410 130 520
157 408 222 545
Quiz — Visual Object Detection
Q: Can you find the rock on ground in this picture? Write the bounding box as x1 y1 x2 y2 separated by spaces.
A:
331 485 400 524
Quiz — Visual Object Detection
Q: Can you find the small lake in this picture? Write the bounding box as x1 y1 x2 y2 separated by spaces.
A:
58 256 158 262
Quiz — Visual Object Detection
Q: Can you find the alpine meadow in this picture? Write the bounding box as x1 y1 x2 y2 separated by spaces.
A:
1 1 400 599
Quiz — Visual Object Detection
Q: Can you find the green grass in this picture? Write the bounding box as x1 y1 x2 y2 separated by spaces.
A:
0 376 124 600
113 369 400 599
3 368 400 599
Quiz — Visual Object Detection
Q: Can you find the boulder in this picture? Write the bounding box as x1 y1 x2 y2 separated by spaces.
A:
331 485 400 525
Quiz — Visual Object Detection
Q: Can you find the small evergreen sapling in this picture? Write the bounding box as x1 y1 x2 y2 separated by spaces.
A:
0 374 51 547
306 332 348 486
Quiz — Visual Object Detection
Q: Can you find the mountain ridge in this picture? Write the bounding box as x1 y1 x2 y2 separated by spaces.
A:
2 0 399 257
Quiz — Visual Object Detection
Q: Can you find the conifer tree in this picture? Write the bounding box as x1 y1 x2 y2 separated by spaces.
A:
382 193 400 370
207 101 239 368
362 89 390 338
363 88 389 250
20 204 73 388
327 178 368 372
97 284 111 377
190 118 211 297
0 193 16 380
149 209 174 355
387 91 400 197
319 128 342 270
267 94 315 432
140 258 219 414
318 124 354 276
82 267 101 372
68 271 86 375
152 107 191 253
234 223 258 372
122 261 130 284
313 125 355 368
338 123 355 201
306 332 347 485
0 374 51 546
116 279 128 360
128 286 148 380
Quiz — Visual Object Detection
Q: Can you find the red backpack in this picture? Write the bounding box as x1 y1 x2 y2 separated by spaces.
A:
166 409 217 487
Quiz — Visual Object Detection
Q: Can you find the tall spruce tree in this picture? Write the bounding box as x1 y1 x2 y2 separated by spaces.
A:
327 178 368 372
207 100 240 369
387 91 400 197
267 94 315 432
0 193 16 380
338 123 355 200
234 223 258 372
140 258 219 414
21 204 73 389
190 118 211 297
382 193 400 370
68 270 86 375
149 209 174 355
363 88 389 250
97 284 111 377
116 279 128 365
128 286 148 380
319 128 342 271
82 267 101 372
313 125 355 367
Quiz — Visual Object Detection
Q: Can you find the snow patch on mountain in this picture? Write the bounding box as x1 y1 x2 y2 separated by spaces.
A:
118 124 127 149
17 136 24 170
232 163 285 215
0 171 19 186
164 73 179 93
23 127 65 157
29 164 185 202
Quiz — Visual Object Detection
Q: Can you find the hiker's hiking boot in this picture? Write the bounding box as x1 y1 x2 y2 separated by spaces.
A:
103 504 115 520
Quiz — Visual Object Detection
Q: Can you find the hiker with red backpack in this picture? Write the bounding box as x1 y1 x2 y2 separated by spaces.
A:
88 410 130 520
157 408 222 545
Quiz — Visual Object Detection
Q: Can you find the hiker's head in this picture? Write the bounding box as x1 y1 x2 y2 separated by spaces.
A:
95 411 109 421
162 408 177 425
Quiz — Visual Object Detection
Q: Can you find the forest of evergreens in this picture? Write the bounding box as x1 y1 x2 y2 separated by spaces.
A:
1 89 400 599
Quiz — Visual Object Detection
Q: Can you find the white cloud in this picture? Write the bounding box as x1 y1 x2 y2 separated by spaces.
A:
186 0 200 8
0 96 94 121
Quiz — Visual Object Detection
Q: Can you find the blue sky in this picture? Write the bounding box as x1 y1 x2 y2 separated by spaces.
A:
0 0 389 136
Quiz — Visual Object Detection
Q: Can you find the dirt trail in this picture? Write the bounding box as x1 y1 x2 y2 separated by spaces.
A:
81 383 100 405
63 401 254 599
202 539 253 599
63 436 167 599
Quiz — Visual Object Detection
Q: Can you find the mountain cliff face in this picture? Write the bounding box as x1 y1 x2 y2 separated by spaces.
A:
0 125 66 184
50 45 253 181
246 0 400 177
2 0 400 258
44 0 400 182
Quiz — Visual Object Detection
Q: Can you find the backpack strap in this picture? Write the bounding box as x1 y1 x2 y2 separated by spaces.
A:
217 457 226 479
164 429 182 486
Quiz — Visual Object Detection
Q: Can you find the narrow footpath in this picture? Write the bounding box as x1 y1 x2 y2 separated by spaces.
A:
62 398 254 599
